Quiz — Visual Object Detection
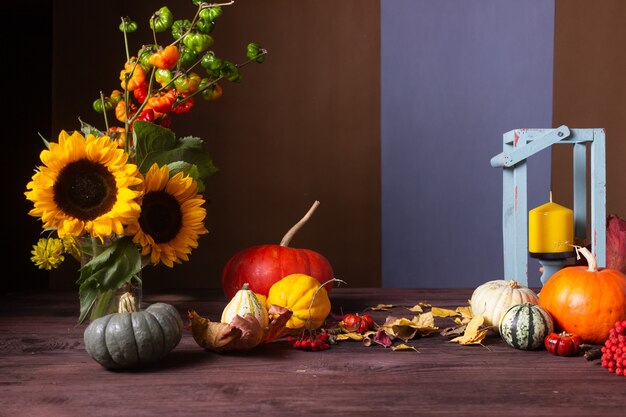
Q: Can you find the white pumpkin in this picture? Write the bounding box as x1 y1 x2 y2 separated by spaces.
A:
469 279 538 332
221 283 269 328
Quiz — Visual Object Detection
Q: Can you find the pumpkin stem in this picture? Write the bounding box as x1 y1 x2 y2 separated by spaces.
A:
118 292 138 313
573 245 598 272
507 280 520 288
279 200 320 247
305 277 347 329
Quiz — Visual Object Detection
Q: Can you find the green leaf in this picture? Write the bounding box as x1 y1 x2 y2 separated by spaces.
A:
79 118 105 137
77 278 98 324
134 121 177 166
79 237 142 290
76 237 142 323
133 121 217 184
168 161 206 194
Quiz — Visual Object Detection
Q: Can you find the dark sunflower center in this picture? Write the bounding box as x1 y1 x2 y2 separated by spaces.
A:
54 159 117 221
138 190 183 243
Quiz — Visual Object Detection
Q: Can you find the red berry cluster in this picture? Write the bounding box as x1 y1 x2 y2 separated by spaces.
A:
601 320 626 376
286 331 331 351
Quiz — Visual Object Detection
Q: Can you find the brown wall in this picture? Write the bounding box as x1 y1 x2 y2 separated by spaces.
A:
552 0 626 232
48 1 381 291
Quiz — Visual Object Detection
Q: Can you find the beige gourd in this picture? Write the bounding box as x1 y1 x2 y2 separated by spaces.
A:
470 279 538 332
221 283 269 328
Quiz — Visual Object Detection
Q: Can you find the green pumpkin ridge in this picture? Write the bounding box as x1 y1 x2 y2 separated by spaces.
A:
132 312 166 363
84 314 117 369
106 313 140 368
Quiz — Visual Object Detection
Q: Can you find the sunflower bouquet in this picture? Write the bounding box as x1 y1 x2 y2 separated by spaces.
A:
24 1 266 323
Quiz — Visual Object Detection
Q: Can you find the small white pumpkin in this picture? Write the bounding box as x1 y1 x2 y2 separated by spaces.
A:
499 303 554 350
470 279 538 332
221 283 269 328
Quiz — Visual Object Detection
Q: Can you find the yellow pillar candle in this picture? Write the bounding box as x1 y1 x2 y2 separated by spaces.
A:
528 193 574 256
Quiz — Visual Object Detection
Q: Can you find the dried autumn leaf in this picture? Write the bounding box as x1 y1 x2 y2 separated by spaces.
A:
373 329 393 347
336 332 364 341
607 214 626 274
384 317 418 340
379 313 438 341
391 343 418 352
440 324 467 337
188 310 263 352
431 307 459 317
368 304 393 311
412 312 438 333
455 306 473 319
188 306 293 352
449 314 488 346
454 316 472 325
264 304 294 341
407 304 423 313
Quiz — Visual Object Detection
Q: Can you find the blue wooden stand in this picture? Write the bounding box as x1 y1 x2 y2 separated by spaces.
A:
490 126 606 287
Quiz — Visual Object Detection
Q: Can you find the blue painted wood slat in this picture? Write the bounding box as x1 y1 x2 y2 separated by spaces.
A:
493 127 606 287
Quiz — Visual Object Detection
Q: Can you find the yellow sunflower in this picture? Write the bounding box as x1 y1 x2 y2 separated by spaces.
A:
126 164 208 267
24 130 143 241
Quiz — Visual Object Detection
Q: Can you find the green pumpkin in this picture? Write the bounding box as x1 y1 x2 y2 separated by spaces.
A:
84 303 183 369
499 303 554 350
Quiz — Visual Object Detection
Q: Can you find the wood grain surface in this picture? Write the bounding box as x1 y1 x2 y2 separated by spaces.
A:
0 288 623 417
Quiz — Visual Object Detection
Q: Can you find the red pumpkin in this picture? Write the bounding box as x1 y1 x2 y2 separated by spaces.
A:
544 331 583 356
538 246 626 344
222 201 334 299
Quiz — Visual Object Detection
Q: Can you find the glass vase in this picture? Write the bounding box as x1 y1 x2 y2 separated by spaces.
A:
88 277 142 321
78 235 143 322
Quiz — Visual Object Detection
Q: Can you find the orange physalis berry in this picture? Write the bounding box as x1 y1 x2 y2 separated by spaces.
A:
148 45 180 70
119 58 146 92
107 127 127 148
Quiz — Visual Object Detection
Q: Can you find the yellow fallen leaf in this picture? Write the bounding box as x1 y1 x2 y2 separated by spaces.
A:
407 304 423 313
363 330 377 338
379 313 438 341
391 344 418 352
449 314 488 346
456 306 473 319
454 316 472 325
412 312 438 332
431 307 460 317
369 304 393 311
336 332 364 341
389 317 419 340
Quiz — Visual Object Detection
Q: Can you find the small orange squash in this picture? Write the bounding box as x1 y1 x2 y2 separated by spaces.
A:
538 246 626 344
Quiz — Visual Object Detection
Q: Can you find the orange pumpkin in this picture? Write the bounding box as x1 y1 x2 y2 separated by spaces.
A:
538 246 626 344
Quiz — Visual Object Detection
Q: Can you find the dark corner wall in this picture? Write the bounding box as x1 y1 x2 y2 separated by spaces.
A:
5 1 53 293
552 0 626 226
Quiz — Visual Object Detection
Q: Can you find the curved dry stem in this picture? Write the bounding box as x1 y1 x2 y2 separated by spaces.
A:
305 277 347 330
280 200 320 247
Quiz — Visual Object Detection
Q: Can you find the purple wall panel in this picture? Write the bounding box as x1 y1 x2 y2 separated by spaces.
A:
381 0 555 288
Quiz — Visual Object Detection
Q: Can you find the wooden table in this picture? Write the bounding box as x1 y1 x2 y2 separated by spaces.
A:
0 288 623 417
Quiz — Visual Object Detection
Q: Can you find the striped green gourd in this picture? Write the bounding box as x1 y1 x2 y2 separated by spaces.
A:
499 303 554 350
